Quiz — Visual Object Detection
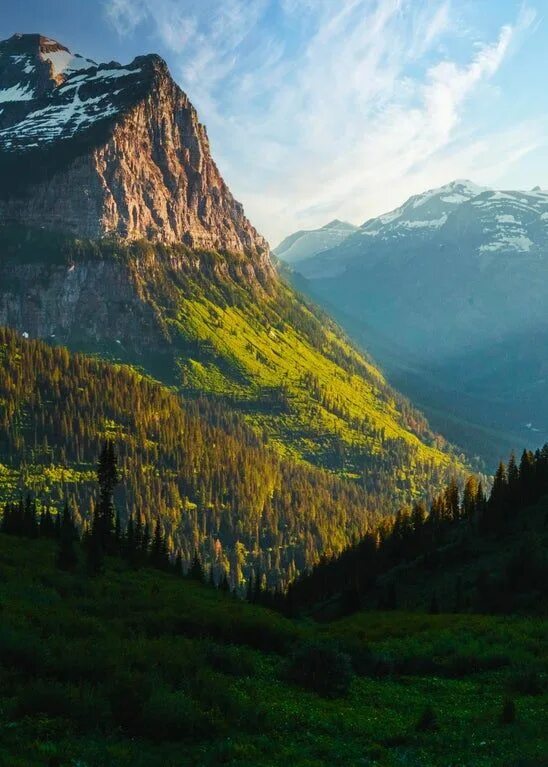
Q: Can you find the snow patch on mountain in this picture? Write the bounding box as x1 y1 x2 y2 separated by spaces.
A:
274 219 358 263
42 49 96 78
0 82 35 102
0 39 146 151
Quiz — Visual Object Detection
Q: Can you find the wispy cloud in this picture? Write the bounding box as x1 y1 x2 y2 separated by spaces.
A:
104 0 542 243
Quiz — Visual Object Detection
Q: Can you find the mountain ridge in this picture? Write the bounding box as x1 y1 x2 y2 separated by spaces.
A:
0 35 466 583
287 179 548 465
0 33 268 255
274 219 358 264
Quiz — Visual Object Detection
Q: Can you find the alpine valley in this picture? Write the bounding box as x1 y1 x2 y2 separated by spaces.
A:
0 23 547 767
283 180 548 468
0 34 462 587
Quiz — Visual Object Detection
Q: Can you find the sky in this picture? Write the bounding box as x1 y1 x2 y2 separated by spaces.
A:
2 0 548 245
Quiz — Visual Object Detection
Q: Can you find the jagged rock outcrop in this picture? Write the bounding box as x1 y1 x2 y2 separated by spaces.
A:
0 34 269 257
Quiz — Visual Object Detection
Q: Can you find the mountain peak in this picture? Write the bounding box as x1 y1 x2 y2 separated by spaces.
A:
321 219 357 231
0 33 268 256
3 32 69 53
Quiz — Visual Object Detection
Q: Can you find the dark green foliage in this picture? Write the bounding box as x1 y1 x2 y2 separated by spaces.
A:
56 503 78 572
501 698 517 725
13 679 108 732
0 533 545 766
286 642 354 698
188 550 205 582
415 705 438 732
281 449 548 616
89 440 119 556
509 670 546 697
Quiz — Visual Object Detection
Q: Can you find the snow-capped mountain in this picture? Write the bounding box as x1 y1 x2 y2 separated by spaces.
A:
0 34 137 150
274 219 358 264
0 33 268 255
290 180 548 463
361 179 487 237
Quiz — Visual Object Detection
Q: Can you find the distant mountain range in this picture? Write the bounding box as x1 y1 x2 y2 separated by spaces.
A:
274 219 357 264
283 180 548 466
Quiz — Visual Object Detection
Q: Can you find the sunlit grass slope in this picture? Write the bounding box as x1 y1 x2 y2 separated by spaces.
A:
127 241 462 495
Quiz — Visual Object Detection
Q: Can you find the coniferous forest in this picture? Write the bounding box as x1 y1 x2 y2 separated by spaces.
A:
0 325 390 589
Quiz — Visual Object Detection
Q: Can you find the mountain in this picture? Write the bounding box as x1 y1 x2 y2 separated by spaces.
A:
0 35 463 582
0 33 268 254
291 180 548 466
274 219 358 264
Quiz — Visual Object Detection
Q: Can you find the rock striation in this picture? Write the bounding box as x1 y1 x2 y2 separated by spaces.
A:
0 34 269 257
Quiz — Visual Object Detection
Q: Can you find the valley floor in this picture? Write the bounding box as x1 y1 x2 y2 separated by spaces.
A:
0 535 546 767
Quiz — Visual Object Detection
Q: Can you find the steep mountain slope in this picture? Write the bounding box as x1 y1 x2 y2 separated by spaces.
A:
291 180 548 466
274 219 357 264
0 34 460 482
0 33 268 254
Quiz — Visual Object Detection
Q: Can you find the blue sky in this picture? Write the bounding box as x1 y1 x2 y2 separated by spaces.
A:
2 0 547 244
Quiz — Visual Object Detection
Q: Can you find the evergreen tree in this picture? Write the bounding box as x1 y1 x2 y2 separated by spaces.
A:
444 478 460 522
462 476 478 518
488 461 509 531
188 550 205 582
94 440 119 551
56 502 78 571
150 519 170 570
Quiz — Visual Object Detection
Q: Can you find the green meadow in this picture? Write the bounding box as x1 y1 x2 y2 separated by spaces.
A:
0 534 545 767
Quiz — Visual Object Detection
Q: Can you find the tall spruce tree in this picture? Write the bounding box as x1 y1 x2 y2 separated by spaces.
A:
56 501 78 571
87 441 119 572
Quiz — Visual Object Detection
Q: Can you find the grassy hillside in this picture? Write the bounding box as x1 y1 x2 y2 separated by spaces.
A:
0 228 461 487
0 533 546 767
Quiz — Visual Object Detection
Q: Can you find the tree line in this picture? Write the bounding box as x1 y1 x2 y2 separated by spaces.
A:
0 441 224 588
278 448 548 615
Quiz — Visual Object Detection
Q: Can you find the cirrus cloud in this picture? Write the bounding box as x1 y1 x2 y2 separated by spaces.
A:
104 0 542 244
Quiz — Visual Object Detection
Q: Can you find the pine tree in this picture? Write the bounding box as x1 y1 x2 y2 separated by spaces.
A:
444 478 460 522
488 461 508 532
56 502 78 571
519 450 536 508
188 550 204 582
150 519 170 570
94 441 119 551
462 476 478 518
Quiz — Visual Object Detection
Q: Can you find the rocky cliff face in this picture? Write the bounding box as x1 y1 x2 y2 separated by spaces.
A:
0 257 169 358
0 34 269 257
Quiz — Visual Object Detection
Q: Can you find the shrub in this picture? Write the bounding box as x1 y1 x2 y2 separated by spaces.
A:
205 642 256 677
501 698 517 725
14 680 109 731
0 627 45 674
286 642 354 698
415 705 438 732
140 687 206 741
509 670 546 697
108 671 152 732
